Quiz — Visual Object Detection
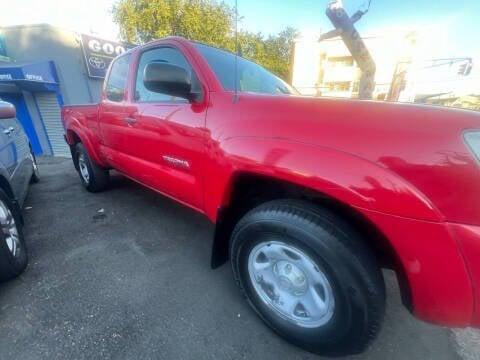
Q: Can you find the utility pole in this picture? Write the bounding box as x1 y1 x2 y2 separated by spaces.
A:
387 57 473 102
320 0 376 100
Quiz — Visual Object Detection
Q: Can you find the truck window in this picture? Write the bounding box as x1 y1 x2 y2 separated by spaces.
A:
105 54 131 102
195 43 297 96
135 47 200 102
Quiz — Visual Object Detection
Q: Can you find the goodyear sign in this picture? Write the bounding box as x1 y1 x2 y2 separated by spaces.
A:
81 34 135 78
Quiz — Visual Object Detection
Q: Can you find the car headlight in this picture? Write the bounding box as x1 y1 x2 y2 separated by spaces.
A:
465 131 480 163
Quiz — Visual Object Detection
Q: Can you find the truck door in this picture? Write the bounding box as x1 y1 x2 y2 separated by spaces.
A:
98 53 133 172
122 46 207 210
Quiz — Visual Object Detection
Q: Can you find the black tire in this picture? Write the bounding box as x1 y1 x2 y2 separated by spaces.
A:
0 188 28 282
30 148 40 184
74 143 109 192
230 200 385 356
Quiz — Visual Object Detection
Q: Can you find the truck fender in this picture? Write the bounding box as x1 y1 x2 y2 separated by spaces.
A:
213 137 442 222
64 122 105 167
209 137 443 267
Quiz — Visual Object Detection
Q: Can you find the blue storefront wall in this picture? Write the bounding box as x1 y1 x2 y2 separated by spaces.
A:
0 61 63 155
0 93 42 154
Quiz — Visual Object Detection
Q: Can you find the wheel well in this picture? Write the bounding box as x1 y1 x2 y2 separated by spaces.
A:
212 172 413 310
0 175 23 225
0 175 15 201
66 130 81 170
67 129 81 145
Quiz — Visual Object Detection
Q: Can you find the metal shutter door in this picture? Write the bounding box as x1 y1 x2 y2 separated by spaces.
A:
34 92 70 157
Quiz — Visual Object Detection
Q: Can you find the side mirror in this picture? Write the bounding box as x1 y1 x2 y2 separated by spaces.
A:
143 62 194 101
0 101 15 119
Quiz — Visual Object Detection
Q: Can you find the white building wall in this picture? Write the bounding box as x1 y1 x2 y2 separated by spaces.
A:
292 31 421 99
291 39 321 96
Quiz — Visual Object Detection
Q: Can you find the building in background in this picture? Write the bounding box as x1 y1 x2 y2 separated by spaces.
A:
0 24 132 157
405 57 479 107
292 30 478 104
292 30 420 99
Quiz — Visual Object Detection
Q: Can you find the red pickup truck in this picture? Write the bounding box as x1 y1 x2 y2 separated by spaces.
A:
62 37 480 355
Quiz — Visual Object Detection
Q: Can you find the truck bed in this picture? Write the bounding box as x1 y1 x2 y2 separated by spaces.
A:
61 103 100 154
62 104 99 129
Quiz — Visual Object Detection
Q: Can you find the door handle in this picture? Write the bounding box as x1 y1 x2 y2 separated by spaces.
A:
3 127 14 135
124 117 137 126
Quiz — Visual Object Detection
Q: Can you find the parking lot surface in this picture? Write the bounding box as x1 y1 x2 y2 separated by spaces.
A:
0 157 476 359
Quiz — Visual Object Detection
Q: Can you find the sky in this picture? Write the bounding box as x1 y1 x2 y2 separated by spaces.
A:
1 0 479 58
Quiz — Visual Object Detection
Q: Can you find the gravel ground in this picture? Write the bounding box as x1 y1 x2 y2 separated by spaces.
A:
0 156 477 359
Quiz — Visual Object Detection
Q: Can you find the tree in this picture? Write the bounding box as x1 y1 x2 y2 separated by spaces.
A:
112 0 234 49
112 0 298 81
240 27 298 82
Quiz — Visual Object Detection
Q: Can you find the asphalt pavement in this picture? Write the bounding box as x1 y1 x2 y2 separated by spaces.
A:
0 157 477 360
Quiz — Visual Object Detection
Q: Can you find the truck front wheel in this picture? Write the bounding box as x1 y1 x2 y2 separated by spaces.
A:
230 200 385 356
75 143 109 192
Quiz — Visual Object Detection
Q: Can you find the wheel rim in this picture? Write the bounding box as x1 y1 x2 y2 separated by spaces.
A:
0 200 20 258
78 153 90 183
248 241 335 328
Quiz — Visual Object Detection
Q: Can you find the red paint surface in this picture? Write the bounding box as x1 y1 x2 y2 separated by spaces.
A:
448 223 480 326
62 37 480 327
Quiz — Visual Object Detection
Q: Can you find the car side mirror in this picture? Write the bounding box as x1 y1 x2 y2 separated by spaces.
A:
143 62 196 102
0 101 15 119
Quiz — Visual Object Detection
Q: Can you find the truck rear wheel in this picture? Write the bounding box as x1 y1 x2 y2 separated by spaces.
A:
230 200 385 356
75 143 109 192
0 188 27 282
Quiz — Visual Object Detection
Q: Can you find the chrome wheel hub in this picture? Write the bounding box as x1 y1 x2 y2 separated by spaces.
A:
0 200 20 257
78 154 90 183
248 241 335 328
273 260 308 296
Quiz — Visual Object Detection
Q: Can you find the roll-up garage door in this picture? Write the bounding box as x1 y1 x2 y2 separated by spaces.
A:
34 92 70 157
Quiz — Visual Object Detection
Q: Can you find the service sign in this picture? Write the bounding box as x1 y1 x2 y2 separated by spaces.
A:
81 34 135 78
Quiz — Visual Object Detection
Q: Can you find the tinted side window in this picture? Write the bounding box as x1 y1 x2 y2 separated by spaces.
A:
195 44 235 91
195 43 296 95
105 54 131 102
135 47 199 102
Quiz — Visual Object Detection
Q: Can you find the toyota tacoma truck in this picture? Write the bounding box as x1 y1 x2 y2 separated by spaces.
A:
62 37 480 355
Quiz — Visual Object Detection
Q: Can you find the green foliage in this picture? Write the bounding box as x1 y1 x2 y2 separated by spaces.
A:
112 0 298 81
112 0 234 48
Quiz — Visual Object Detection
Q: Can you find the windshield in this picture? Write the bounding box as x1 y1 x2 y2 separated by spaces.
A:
195 43 297 96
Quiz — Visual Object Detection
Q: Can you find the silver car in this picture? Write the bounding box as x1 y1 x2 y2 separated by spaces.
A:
0 100 39 282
